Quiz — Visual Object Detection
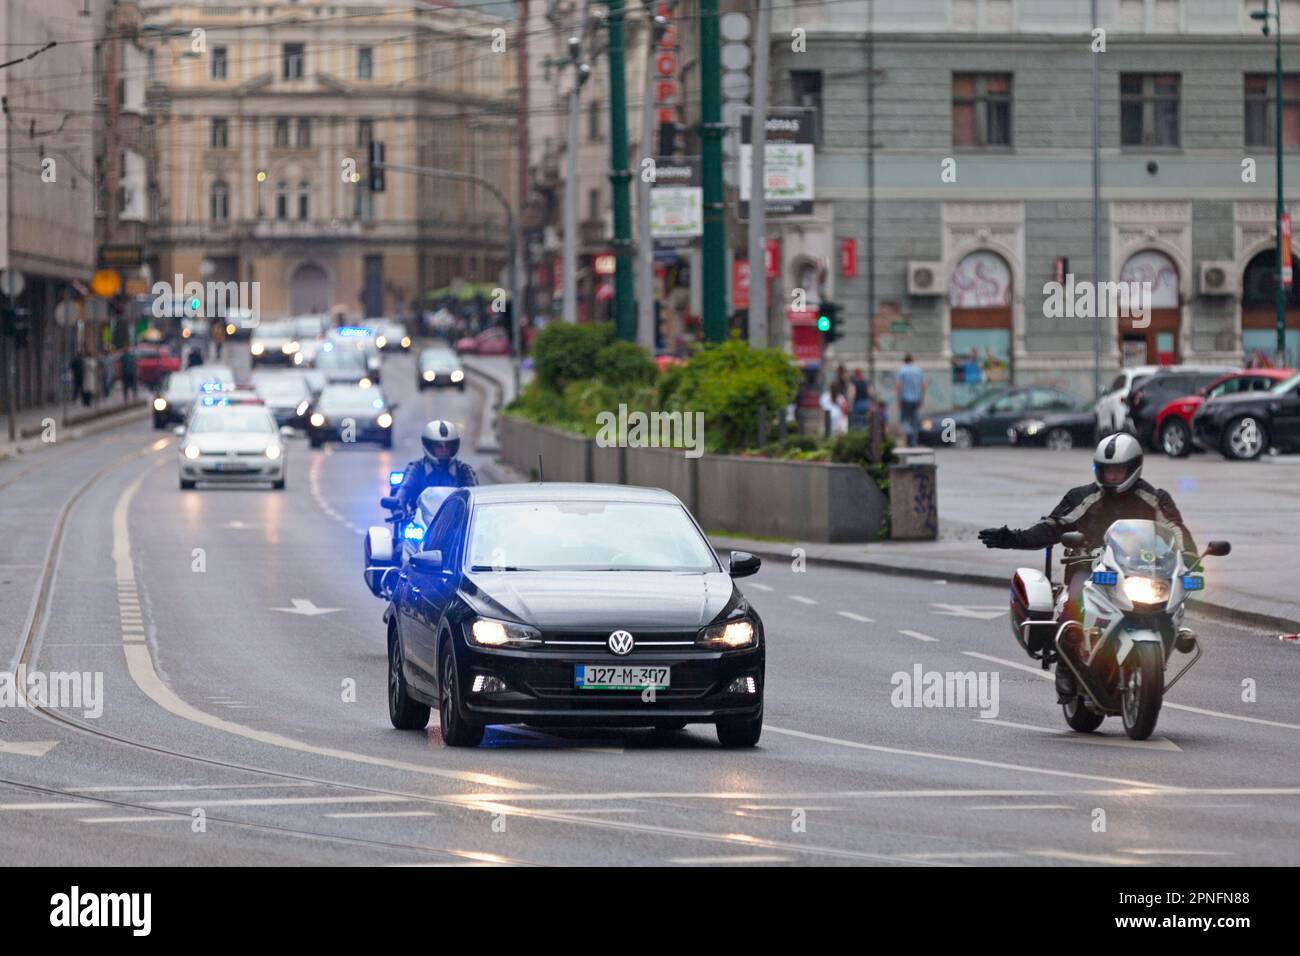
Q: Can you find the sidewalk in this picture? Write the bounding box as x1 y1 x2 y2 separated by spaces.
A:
470 360 1300 633
1 390 150 462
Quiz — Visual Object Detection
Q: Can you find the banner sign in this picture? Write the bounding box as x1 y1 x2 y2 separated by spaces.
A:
738 109 816 219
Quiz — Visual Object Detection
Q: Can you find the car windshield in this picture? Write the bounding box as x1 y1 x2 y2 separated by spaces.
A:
319 385 385 412
188 406 276 435
1269 372 1300 394
1104 519 1180 579
255 377 309 401
467 500 719 571
315 348 368 372
420 350 457 368
962 388 1010 411
256 322 294 338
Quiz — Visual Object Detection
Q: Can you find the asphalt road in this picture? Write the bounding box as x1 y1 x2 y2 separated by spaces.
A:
1 344 1298 867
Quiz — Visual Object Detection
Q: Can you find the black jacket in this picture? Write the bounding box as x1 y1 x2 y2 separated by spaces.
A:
1005 478 1197 555
394 457 477 512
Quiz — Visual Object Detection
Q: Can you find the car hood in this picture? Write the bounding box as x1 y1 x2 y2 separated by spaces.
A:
184 432 279 453
463 570 739 630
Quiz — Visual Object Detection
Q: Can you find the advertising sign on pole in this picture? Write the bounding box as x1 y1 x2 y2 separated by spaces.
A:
738 109 816 219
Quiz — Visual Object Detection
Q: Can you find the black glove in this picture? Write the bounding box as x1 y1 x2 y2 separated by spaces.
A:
979 526 1014 549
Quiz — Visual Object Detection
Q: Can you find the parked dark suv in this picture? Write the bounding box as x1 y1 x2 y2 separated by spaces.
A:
1124 366 1235 448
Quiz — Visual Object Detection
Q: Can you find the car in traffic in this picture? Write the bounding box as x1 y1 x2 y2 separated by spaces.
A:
252 372 314 429
152 370 200 429
919 387 1081 448
324 327 383 382
1192 370 1300 460
1123 365 1235 448
367 483 766 747
134 343 182 388
311 341 375 386
307 383 395 448
176 402 290 490
455 326 510 356
250 320 301 366
1007 404 1097 449
417 346 465 390
1095 365 1158 437
1153 368 1295 456
373 319 412 352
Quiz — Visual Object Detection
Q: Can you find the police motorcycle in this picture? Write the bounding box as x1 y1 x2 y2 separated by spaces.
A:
1009 518 1230 740
362 469 454 600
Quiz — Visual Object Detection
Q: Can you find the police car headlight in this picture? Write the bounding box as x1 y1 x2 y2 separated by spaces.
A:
183 444 201 460
265 445 282 460
359 377 372 389
469 618 541 647
697 619 755 649
375 336 388 349
422 370 435 382
376 412 393 429
450 369 465 383
251 343 264 356
153 397 168 412
295 401 309 417
310 413 326 427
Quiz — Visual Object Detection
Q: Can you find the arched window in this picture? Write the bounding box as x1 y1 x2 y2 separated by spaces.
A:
949 250 1013 403
209 180 229 222
1118 249 1180 365
275 181 288 220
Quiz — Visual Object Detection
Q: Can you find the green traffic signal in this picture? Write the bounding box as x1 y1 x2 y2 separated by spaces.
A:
816 313 831 333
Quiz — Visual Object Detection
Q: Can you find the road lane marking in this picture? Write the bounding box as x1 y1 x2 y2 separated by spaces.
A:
789 595 817 605
1121 848 1233 857
0 741 59 757
899 629 939 642
68 783 322 794
1026 849 1149 866
668 855 791 865
325 811 440 819
837 611 874 623
110 466 537 793
746 583 773 592
271 598 341 616
931 603 1006 621
904 851 1019 860
964 650 1300 731
973 718 1183 751
78 816 186 824
966 804 1074 811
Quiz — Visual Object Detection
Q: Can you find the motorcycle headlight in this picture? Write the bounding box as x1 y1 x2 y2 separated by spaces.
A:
153 397 168 411
469 617 541 647
376 412 393 428
265 445 282 460
295 400 309 417
697 619 756 649
1122 576 1170 605
310 412 326 427
183 443 201 460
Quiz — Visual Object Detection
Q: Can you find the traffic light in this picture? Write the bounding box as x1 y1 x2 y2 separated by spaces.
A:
816 301 840 344
368 140 385 192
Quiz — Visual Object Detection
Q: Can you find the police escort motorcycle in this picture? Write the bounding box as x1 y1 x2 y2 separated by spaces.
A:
1009 518 1230 740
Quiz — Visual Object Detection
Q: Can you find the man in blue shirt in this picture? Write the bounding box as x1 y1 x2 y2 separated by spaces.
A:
895 354 926 446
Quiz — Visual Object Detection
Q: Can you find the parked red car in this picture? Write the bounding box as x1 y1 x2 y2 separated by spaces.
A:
1154 367 1295 457
454 326 511 356
134 344 182 387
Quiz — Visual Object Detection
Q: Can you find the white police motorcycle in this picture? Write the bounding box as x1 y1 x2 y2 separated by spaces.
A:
1010 519 1230 740
363 469 455 600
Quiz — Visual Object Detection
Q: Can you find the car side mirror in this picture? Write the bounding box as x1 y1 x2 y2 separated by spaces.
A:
729 550 761 578
410 550 444 574
1060 531 1086 549
1203 540 1231 558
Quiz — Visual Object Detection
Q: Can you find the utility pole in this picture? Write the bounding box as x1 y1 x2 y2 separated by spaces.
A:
636 3 666 352
606 0 636 341
746 1 772 348
1091 0 1101 397
865 0 876 384
562 10 592 324
516 0 530 388
1253 1 1288 362
699 0 726 341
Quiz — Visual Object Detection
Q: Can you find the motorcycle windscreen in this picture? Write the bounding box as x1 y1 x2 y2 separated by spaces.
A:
1104 519 1179 578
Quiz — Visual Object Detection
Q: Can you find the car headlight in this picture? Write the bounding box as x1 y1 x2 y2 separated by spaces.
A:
295 400 309 417
422 370 435 382
401 336 411 349
283 341 300 354
450 369 465 383
251 343 264 355
469 618 542 647
697 619 756 649
376 412 393 428
183 443 201 460
225 323 237 336
293 352 304 365
1122 576 1170 605
359 377 372 389
920 419 933 431
375 335 388 349
310 412 326 427
265 445 282 460
153 397 168 411
1023 419 1045 435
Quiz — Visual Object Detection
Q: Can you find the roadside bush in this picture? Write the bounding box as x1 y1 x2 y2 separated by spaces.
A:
594 340 658 388
531 322 613 391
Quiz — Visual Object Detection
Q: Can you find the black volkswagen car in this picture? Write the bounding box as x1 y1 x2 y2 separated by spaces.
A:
1192 371 1300 460
307 383 395 448
365 484 766 748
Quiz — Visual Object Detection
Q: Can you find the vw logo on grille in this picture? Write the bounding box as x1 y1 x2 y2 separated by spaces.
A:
607 630 635 656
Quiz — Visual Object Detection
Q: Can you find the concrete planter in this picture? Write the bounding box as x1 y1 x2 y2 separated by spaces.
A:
499 416 889 542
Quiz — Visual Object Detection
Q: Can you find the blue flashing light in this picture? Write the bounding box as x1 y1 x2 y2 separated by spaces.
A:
372 398 385 409
1091 570 1118 586
388 470 405 487
198 382 225 393
336 326 372 337
322 342 334 352
1181 575 1204 592
402 522 425 543
199 397 230 407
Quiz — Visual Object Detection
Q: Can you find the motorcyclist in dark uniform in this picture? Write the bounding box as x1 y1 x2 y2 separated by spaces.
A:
978 433 1198 702
392 420 477 515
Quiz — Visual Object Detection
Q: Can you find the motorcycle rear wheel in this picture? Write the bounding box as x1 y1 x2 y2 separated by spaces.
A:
1062 694 1104 733
1121 642 1164 740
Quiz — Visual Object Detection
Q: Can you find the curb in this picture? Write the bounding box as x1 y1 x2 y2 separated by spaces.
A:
463 365 503 455
1 404 151 462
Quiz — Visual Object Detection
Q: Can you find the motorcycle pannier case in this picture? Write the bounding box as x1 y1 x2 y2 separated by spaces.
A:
1010 568 1055 658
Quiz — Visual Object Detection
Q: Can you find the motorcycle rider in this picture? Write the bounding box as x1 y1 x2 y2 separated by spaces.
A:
978 433 1198 702
392 420 477 515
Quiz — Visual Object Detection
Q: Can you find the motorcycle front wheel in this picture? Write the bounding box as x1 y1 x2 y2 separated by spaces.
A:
1121 642 1164 740
1062 695 1104 733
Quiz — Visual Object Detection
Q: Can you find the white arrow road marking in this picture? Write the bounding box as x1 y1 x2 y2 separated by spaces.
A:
931 603 1007 621
1026 849 1150 866
837 611 874 624
272 598 341 616
974 717 1183 752
899 629 939 642
0 740 59 757
668 855 792 865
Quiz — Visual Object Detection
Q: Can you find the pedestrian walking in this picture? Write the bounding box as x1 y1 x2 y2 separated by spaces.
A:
120 346 138 401
821 382 850 437
100 351 115 399
70 353 85 404
895 353 927 447
850 367 872 429
81 350 98 407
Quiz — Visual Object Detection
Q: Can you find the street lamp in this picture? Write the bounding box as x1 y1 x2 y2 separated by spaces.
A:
1253 1 1288 362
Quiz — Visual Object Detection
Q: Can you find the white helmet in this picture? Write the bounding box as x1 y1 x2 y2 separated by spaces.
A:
1093 433 1143 494
421 419 460 464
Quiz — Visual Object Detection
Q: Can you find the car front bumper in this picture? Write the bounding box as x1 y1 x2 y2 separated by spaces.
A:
308 422 392 444
179 455 284 482
456 640 765 726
